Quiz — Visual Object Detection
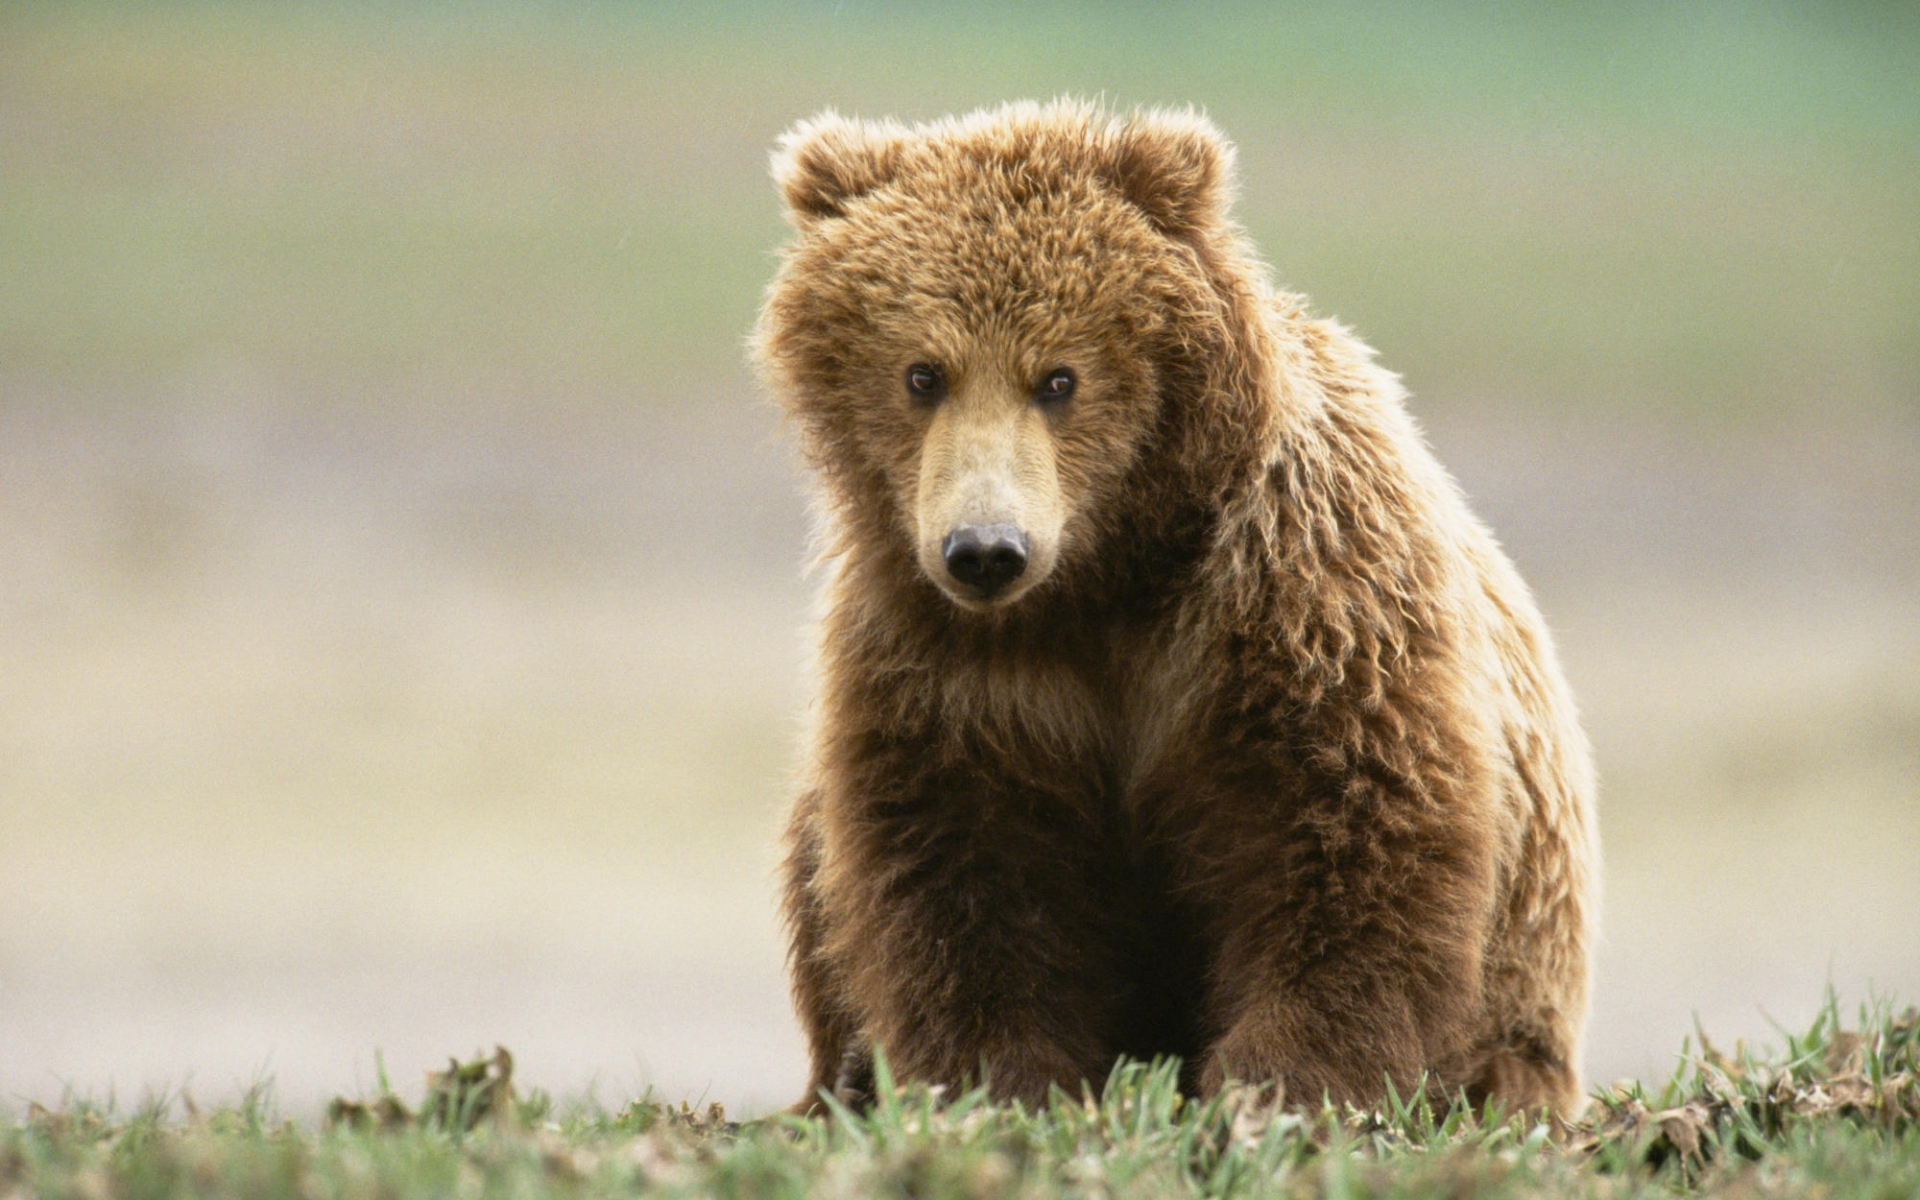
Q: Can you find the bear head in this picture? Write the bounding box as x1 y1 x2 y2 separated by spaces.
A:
754 100 1252 614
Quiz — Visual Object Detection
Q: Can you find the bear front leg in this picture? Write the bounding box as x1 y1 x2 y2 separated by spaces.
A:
817 756 1129 1105
779 787 869 1114
1188 769 1499 1109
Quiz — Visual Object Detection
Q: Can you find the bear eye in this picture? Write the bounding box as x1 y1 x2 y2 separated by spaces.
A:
905 362 945 400
1036 368 1076 404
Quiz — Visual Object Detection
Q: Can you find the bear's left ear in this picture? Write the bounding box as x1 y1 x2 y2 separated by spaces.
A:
1101 109 1235 236
772 111 910 221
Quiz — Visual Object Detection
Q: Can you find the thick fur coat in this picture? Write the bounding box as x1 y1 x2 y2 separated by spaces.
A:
752 101 1598 1116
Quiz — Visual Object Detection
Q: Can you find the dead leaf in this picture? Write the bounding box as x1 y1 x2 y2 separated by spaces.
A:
1651 1102 1711 1163
1216 1080 1285 1149
1823 1032 1867 1078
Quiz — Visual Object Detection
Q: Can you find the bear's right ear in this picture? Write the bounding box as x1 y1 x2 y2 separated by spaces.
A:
772 112 910 221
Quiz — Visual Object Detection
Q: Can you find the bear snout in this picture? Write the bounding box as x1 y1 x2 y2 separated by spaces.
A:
941 523 1030 596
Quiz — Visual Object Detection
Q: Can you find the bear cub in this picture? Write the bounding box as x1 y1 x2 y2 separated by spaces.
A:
753 100 1598 1117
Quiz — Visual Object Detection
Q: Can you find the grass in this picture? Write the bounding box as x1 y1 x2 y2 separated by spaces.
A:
8 998 1917 1199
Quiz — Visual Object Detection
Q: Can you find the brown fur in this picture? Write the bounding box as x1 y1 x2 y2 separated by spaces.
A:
752 100 1598 1117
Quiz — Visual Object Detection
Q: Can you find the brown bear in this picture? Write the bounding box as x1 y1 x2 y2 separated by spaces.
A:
752 100 1598 1118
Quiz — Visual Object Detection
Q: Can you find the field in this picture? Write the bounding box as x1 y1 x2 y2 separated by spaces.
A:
6 1001 1919 1198
2 0 1918 1136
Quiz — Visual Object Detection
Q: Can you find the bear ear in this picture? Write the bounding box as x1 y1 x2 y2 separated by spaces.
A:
772 111 910 221
1101 109 1235 236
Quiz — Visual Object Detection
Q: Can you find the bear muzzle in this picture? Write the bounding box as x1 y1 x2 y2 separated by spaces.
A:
913 389 1064 610
940 523 1030 598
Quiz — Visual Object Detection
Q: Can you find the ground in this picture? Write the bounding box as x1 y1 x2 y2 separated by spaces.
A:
3 399 1916 1117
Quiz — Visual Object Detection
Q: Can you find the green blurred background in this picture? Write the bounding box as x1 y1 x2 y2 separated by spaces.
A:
2 1 1916 1116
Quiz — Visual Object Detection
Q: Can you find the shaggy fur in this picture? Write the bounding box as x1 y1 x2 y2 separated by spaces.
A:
752 100 1598 1117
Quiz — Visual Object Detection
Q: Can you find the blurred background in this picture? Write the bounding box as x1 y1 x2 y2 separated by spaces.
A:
2 1 1916 1118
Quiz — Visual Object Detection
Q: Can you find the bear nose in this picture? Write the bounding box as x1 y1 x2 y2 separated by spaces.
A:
942 524 1029 594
